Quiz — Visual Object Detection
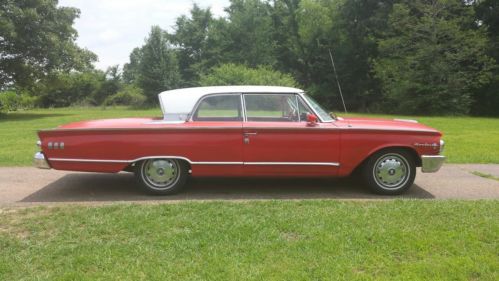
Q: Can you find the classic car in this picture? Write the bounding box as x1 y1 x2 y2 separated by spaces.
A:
34 86 445 195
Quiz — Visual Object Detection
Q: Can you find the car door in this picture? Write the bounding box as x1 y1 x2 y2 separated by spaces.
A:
187 93 244 176
242 93 340 176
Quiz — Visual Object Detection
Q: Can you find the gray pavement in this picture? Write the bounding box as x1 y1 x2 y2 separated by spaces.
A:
0 164 498 207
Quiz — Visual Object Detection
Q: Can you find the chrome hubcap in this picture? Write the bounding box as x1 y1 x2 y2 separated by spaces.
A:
142 159 179 190
373 154 409 189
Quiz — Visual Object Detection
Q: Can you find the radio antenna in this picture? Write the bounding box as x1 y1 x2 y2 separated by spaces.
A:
327 48 347 114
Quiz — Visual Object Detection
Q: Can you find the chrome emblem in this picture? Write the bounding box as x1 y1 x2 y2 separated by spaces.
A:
47 142 65 149
414 143 438 149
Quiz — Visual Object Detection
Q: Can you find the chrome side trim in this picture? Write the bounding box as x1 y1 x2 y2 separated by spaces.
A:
192 161 244 165
421 155 446 173
34 152 51 169
49 158 130 163
48 157 339 167
394 118 418 123
245 162 340 166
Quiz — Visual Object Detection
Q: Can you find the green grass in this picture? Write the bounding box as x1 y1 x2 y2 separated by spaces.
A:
471 171 499 182
0 107 498 166
0 200 497 280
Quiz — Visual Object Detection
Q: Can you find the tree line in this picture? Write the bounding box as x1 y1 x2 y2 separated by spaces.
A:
1 0 498 116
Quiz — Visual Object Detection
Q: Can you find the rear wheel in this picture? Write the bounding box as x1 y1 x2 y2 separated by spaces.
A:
135 158 188 195
362 149 416 195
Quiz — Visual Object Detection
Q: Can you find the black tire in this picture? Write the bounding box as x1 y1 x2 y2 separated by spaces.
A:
362 149 416 195
135 158 188 195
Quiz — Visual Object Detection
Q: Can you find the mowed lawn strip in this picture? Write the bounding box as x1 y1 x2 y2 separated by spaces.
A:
0 200 497 280
1 107 499 166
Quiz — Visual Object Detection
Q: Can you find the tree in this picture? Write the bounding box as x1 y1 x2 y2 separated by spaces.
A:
373 0 495 115
223 0 277 67
0 0 96 90
122 48 143 84
170 4 215 85
35 71 106 107
472 0 499 116
200 63 298 87
123 26 181 103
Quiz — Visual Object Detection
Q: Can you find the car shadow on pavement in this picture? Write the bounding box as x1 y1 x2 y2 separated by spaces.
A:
20 172 435 203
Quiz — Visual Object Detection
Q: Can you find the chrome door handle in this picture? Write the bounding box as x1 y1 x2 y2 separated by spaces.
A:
243 132 257 144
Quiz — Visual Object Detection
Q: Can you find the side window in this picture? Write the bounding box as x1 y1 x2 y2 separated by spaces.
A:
297 96 312 122
192 95 242 121
244 94 299 122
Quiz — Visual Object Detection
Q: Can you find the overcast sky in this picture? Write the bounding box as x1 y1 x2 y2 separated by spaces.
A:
59 0 230 70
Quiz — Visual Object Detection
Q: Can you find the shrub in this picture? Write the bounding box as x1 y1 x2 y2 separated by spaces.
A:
104 85 146 107
200 64 299 87
0 91 37 112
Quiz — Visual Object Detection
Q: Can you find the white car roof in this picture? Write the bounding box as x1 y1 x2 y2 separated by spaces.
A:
158 86 303 121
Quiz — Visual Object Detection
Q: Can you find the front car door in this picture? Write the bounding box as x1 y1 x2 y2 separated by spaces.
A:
242 93 340 176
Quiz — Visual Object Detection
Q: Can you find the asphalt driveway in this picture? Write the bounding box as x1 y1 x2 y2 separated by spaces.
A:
0 164 498 206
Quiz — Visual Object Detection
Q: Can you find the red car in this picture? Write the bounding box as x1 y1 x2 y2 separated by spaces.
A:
34 86 445 195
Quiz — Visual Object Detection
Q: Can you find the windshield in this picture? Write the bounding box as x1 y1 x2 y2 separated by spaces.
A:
302 94 334 122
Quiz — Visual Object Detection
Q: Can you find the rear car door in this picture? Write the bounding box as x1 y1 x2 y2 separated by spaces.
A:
187 93 244 176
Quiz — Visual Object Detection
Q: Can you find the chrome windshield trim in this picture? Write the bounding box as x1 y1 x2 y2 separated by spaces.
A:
298 93 335 123
48 157 340 167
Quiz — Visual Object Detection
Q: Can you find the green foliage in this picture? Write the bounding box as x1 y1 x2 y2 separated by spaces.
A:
170 5 216 85
472 0 499 116
222 0 277 67
0 201 497 279
123 26 181 103
2 0 498 115
0 91 36 112
104 85 146 107
33 67 125 108
200 63 298 87
0 0 97 89
373 0 494 115
35 71 106 107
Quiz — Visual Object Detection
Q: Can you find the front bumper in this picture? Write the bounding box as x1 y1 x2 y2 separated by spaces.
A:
421 155 445 173
34 152 51 169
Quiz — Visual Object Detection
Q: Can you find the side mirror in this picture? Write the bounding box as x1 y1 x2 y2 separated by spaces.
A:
306 113 318 126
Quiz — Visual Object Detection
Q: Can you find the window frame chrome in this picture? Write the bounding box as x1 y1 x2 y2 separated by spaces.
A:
242 92 303 123
298 92 335 123
188 92 324 123
188 93 244 122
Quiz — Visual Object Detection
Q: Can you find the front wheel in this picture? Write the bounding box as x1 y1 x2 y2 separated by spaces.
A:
362 149 416 195
135 158 188 195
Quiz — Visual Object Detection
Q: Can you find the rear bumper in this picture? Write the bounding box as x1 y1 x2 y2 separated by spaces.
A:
421 155 445 173
34 152 51 169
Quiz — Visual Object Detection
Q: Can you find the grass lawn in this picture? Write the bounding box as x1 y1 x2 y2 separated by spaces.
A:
0 107 498 165
0 200 497 280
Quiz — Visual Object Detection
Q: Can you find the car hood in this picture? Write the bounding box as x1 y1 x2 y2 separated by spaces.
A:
336 117 441 135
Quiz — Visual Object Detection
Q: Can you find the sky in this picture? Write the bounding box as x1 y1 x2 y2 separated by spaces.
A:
59 0 230 70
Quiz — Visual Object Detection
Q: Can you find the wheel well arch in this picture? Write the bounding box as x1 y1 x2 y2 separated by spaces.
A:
123 156 192 173
352 146 421 175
